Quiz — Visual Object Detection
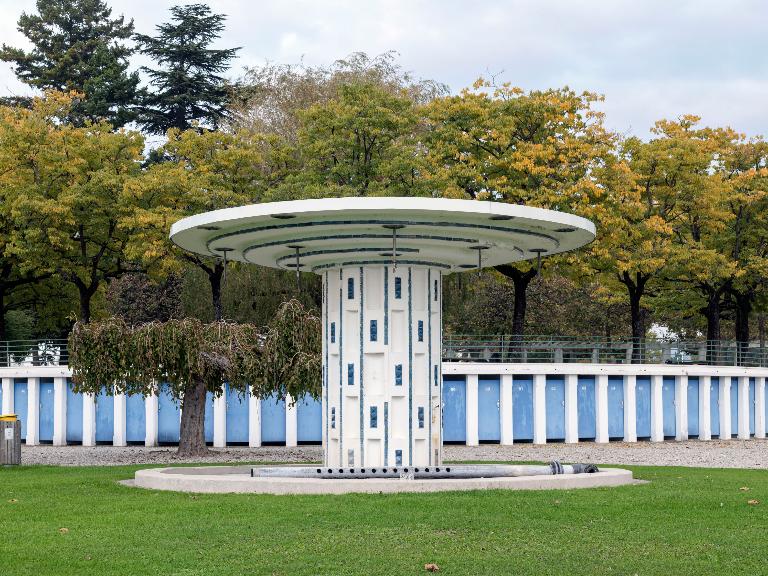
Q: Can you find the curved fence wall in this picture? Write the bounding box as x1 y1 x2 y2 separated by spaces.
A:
1 362 766 446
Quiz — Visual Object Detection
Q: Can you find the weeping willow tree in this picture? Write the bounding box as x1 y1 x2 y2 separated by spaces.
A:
68 300 320 456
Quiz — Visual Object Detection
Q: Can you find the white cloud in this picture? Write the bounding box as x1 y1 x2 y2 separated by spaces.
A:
0 0 766 137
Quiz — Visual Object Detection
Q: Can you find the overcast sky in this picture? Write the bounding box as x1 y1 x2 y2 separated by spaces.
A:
0 0 766 138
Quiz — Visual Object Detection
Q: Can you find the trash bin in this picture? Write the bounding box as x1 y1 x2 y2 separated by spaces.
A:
0 415 21 465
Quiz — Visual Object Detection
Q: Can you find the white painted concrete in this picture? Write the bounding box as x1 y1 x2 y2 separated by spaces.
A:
533 374 547 444
52 377 67 446
466 374 479 446
286 394 298 447
595 375 609 443
500 374 513 445
650 375 664 442
249 389 261 447
623 375 636 443
213 393 226 448
1 376 12 414
564 374 578 444
699 376 711 441
113 392 126 446
756 377 766 439
720 378 731 440
133 466 635 495
675 375 688 441
144 393 158 447
25 377 39 445
738 376 750 439
82 393 96 447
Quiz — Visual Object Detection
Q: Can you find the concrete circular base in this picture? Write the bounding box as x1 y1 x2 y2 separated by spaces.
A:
132 465 635 494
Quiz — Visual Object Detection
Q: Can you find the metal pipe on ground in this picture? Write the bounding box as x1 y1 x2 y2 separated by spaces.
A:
251 461 599 480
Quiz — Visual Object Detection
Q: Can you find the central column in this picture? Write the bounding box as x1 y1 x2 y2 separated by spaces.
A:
322 265 442 468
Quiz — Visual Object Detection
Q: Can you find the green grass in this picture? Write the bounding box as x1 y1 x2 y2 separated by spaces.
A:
0 464 766 575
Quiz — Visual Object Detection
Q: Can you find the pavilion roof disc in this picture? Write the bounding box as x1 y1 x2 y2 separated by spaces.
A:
170 198 596 273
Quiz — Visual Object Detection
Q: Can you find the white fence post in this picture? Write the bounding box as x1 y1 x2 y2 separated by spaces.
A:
755 377 766 439
738 376 750 439
286 394 298 447
595 374 609 443
624 374 637 443
2 377 14 414
213 393 226 447
113 391 127 446
26 377 39 446
144 392 158 447
82 393 96 446
249 388 261 447
719 378 731 440
650 375 664 442
500 374 514 445
465 374 479 446
53 377 67 446
564 374 578 444
699 376 711 441
675 375 688 441
533 374 547 444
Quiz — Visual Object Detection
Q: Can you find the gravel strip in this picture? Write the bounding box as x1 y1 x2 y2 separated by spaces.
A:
19 439 768 468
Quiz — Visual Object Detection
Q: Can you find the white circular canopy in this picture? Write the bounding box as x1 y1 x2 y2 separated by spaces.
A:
169 197 596 274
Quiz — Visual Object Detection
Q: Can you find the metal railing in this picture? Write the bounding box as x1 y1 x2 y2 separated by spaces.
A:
0 340 69 367
1 336 767 368
442 335 768 367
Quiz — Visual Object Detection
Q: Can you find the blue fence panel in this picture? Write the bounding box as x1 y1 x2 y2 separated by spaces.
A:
710 377 720 437
687 377 699 437
95 389 114 443
577 376 596 440
749 378 755 435
442 376 466 443
730 377 738 436
66 380 83 443
14 379 28 439
478 376 500 442
158 385 180 444
297 394 322 443
662 376 676 438
261 394 286 444
204 392 214 444
226 384 249 444
545 376 565 440
636 376 652 438
608 376 624 439
512 376 534 441
38 378 54 442
126 393 146 443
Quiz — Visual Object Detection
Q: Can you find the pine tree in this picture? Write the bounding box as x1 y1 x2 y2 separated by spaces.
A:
0 0 140 127
134 4 240 135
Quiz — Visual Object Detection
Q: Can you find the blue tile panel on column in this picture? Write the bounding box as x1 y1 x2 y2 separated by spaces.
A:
66 380 83 443
662 376 676 438
297 394 322 443
226 384 249 444
607 376 624 439
38 378 54 442
442 375 466 442
512 376 534 441
687 377 699 437
14 379 27 439
158 385 180 444
635 376 652 438
126 393 146 443
730 377 738 436
710 377 720 437
95 389 114 443
545 376 565 440
577 376 596 440
261 394 286 444
477 376 500 442
204 392 214 444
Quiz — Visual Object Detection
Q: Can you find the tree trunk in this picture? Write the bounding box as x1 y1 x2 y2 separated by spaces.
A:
734 290 753 366
495 264 537 360
702 290 721 364
79 289 93 324
619 272 648 364
208 262 224 321
178 377 209 457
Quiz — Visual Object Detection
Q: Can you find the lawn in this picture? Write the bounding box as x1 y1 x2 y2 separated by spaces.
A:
0 463 765 575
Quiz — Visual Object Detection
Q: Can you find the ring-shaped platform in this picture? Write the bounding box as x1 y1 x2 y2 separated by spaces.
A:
169 198 596 272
